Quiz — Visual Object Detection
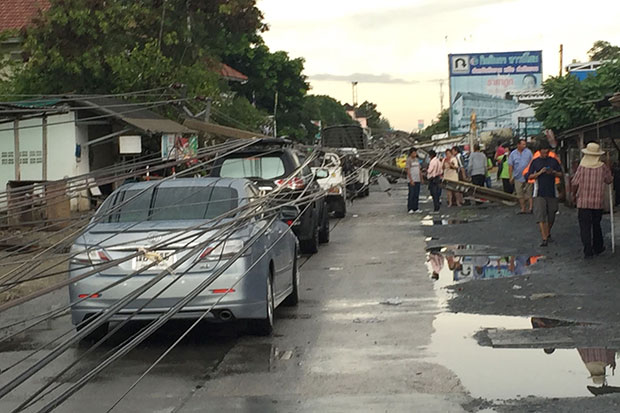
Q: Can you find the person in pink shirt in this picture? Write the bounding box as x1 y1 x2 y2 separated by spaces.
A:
427 150 443 212
571 142 614 259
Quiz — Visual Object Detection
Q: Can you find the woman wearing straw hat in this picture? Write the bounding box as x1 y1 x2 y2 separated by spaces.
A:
571 142 614 259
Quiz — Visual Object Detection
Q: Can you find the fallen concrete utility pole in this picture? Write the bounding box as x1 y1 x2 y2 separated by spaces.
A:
441 179 519 205
183 118 271 140
360 161 405 180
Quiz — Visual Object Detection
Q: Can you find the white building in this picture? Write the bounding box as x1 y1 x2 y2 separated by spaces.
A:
0 97 194 210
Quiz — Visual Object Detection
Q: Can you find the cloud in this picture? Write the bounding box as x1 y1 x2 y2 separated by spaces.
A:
356 0 516 22
309 73 418 84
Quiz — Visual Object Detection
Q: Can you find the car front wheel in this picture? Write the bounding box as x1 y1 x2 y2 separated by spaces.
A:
283 253 299 306
248 272 275 336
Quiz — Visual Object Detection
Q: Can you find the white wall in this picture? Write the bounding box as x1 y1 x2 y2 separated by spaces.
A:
19 118 43 181
0 121 15 193
0 113 81 211
46 112 77 181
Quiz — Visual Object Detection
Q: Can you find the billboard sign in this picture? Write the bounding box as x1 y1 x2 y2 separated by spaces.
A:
449 51 543 136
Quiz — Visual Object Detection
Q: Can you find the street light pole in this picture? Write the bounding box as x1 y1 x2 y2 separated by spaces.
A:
273 91 278 137
351 81 358 106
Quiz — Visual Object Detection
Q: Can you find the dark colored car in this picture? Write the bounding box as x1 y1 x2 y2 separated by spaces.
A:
209 139 329 254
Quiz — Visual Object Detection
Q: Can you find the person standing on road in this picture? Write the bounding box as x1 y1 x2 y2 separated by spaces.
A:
467 144 487 187
525 143 563 247
485 156 493 188
443 149 463 207
571 142 614 259
427 150 443 212
509 139 534 214
406 147 423 214
451 146 466 181
497 145 513 193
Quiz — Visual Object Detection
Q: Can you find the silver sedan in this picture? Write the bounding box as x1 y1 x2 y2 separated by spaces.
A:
69 178 299 337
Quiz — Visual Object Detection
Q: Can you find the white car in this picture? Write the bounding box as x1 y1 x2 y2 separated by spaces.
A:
312 152 347 218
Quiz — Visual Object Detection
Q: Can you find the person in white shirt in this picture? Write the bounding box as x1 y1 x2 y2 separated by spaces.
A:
406 147 424 214
427 150 443 212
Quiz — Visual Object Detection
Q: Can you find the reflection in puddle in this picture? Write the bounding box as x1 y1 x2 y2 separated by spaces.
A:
421 218 469 226
427 313 620 399
426 247 543 286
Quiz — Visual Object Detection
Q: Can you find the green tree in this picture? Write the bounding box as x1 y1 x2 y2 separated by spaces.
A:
150 0 267 64
355 100 391 131
225 42 309 139
535 59 620 131
420 108 449 140
0 0 266 101
299 95 355 143
588 40 620 61
535 75 595 131
212 95 269 132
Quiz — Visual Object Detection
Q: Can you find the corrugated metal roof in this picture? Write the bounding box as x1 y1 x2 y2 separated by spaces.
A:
74 97 195 134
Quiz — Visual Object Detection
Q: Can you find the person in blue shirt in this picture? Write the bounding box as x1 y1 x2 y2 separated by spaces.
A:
525 143 563 247
508 139 534 214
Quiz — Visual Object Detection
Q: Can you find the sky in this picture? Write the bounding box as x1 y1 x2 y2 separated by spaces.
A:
258 0 620 132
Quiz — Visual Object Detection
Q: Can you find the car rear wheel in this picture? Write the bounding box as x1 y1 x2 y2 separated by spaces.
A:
283 253 299 306
334 197 346 218
300 221 319 254
248 272 274 336
319 207 330 244
77 317 109 342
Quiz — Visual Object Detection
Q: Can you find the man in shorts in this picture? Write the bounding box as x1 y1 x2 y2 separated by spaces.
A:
525 143 563 247
509 139 534 214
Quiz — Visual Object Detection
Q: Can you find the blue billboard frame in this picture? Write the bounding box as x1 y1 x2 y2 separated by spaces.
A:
448 51 543 136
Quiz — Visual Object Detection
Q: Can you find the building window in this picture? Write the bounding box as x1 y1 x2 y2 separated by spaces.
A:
19 151 28 164
1 151 14 165
28 150 43 164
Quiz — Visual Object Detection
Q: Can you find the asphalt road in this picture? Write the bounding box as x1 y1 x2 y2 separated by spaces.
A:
0 186 471 413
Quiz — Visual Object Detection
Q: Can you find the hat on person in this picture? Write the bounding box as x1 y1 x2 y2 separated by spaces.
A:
582 142 605 156
580 142 605 168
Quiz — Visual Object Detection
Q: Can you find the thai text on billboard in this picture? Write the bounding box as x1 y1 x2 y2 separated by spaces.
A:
448 51 542 136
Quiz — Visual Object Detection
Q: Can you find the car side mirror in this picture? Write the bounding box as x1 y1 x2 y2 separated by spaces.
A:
315 169 329 180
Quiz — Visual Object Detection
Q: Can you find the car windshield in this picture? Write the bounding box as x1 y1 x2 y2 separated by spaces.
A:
219 156 285 180
98 186 239 223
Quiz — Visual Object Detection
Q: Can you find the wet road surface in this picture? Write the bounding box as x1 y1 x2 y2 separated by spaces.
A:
4 186 619 412
0 187 468 412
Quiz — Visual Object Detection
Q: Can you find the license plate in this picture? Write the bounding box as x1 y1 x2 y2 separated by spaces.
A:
133 250 177 271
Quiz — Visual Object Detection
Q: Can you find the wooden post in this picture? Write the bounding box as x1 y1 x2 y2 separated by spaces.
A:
13 118 20 181
42 115 48 181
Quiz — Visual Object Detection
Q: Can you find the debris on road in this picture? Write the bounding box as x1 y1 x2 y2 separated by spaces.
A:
380 297 403 306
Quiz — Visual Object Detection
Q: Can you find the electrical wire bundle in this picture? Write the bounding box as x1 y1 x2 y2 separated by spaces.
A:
0 100 394 412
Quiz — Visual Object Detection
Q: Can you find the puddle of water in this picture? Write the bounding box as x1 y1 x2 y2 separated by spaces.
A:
426 244 493 254
421 219 470 226
426 249 543 289
426 313 620 400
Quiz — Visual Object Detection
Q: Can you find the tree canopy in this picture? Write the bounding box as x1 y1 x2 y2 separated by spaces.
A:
355 101 391 131
419 108 449 140
0 0 391 142
588 40 620 61
535 45 620 131
298 95 356 144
